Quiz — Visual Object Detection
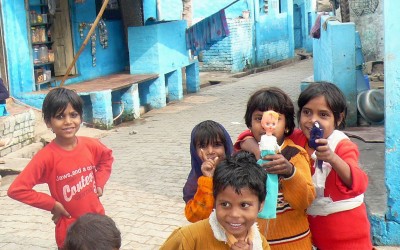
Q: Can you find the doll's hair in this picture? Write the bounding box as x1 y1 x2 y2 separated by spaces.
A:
244 87 295 136
63 213 121 250
42 87 83 124
213 151 267 204
297 81 347 129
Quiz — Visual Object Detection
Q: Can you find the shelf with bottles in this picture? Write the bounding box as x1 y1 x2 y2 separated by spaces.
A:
31 22 51 27
33 61 54 67
29 6 50 25
33 45 55 65
32 41 53 46
30 25 51 44
34 66 56 90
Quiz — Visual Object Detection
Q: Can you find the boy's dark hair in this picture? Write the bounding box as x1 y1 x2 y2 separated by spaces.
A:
213 151 267 204
244 87 295 136
192 120 229 150
42 88 83 124
297 81 347 129
63 213 121 250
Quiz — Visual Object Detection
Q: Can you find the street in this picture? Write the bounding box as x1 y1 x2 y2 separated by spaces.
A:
0 59 388 249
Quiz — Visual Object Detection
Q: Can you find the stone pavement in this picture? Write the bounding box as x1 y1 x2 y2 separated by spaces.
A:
0 59 393 249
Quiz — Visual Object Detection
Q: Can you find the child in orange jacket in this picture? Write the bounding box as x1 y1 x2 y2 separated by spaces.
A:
235 87 315 250
183 120 233 222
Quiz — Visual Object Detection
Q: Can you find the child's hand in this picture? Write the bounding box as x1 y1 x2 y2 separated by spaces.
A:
200 149 219 177
240 137 261 160
262 154 294 177
314 139 353 188
96 187 103 197
51 201 71 224
230 239 253 250
314 138 335 163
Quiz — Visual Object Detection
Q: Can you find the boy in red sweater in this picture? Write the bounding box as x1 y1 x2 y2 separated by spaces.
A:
8 88 114 249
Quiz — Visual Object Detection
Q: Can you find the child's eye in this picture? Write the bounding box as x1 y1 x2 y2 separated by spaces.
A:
214 142 224 147
70 113 79 118
221 202 230 207
55 115 64 120
320 112 330 118
302 109 311 116
241 203 250 208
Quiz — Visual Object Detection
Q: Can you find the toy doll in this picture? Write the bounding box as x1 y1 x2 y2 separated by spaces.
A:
257 110 280 219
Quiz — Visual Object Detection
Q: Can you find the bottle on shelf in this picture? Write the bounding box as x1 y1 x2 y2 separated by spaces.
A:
33 46 40 64
30 11 37 24
39 45 48 63
48 50 55 62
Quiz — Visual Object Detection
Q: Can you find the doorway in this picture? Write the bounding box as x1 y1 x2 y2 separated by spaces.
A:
51 0 75 76
293 4 303 49
0 3 8 89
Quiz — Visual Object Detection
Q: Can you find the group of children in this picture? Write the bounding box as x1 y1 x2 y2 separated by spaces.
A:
169 82 373 249
6 82 373 249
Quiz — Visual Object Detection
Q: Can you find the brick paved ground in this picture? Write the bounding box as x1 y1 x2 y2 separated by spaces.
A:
0 59 393 249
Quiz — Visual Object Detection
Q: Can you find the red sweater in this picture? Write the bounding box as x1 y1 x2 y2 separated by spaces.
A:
290 129 372 250
8 137 114 248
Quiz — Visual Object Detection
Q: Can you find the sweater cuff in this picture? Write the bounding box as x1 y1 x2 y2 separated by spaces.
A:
283 166 297 180
198 176 213 190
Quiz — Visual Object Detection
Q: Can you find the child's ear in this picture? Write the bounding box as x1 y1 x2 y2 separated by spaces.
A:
258 201 265 213
337 112 345 127
46 122 51 129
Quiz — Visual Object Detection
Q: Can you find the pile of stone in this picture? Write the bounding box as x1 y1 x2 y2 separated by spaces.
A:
364 61 384 85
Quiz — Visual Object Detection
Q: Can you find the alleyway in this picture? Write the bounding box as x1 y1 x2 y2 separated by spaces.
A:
0 59 387 249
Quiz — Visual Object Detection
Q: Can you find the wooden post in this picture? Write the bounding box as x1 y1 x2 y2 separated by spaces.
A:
59 0 110 87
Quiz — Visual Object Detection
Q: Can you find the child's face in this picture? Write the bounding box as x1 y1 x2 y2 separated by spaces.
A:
250 109 286 145
46 103 82 145
196 137 226 162
299 95 341 139
215 186 262 241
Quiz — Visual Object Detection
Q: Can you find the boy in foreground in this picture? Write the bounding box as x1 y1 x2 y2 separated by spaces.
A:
161 151 270 250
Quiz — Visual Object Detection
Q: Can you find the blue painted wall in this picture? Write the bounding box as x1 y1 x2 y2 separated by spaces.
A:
2 0 36 95
68 0 128 83
193 0 249 21
128 20 189 74
146 0 249 23
370 0 400 246
201 19 253 72
256 13 290 65
143 0 157 21
313 16 357 126
293 0 313 52
3 0 128 102
167 0 295 72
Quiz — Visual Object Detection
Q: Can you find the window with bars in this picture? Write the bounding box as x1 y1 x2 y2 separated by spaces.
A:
261 0 281 14
263 0 269 13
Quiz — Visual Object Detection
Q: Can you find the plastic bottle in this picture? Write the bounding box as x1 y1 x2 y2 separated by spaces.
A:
33 46 40 64
39 45 48 63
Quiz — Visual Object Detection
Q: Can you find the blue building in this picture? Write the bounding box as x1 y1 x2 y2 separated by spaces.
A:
1 0 199 129
0 0 314 127
145 0 314 72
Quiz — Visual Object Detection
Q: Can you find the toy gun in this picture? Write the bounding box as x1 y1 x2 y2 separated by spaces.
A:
309 121 324 170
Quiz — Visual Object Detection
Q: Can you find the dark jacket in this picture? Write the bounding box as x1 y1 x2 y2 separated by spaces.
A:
0 79 9 104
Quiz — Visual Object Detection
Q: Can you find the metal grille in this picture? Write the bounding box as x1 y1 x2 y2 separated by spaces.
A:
350 0 379 16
